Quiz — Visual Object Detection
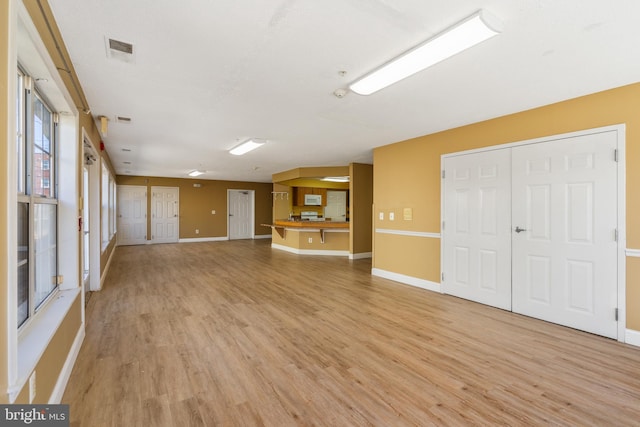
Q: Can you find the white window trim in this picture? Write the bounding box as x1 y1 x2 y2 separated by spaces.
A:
7 1 82 402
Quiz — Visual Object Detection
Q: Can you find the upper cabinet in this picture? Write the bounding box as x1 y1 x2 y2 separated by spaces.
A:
293 187 328 206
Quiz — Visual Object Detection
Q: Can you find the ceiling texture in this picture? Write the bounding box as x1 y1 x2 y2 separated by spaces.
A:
48 0 640 182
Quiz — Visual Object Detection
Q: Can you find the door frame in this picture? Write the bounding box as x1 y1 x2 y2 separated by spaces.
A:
82 128 101 292
440 124 626 342
227 189 256 240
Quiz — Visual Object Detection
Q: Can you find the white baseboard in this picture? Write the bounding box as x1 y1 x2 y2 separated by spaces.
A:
371 268 441 293
178 236 228 243
254 234 273 240
625 329 640 347
271 243 349 257
48 325 85 404
349 252 372 260
99 246 116 290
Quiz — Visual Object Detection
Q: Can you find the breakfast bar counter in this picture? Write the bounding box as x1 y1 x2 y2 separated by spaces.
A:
262 220 350 254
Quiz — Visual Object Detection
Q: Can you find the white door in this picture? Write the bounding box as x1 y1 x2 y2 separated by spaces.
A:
512 131 618 338
117 185 148 246
325 191 347 221
151 187 179 243
229 190 253 240
442 149 513 310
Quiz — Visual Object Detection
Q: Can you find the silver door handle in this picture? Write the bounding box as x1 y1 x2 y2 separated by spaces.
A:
515 226 527 233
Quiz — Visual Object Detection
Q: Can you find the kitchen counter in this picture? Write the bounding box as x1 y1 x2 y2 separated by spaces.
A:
272 219 349 229
262 220 350 251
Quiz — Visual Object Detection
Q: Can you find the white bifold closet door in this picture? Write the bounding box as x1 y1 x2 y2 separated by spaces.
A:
443 130 618 338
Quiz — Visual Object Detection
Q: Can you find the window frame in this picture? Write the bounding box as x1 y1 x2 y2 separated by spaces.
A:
16 67 60 331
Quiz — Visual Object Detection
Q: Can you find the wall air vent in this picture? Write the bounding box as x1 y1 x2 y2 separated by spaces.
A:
116 116 132 123
105 37 136 63
109 38 133 54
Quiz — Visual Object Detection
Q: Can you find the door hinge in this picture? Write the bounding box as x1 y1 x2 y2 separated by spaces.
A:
441 272 445 282
442 220 445 230
615 308 619 321
441 170 445 179
614 149 619 162
614 228 618 242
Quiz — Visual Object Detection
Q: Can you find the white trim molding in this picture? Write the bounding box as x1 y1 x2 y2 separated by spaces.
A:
49 325 85 403
178 236 228 243
375 229 441 238
99 245 116 290
372 268 441 293
350 252 372 260
271 243 349 257
625 329 640 347
625 249 640 257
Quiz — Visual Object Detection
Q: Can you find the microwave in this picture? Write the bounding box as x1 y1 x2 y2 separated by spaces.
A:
304 194 322 206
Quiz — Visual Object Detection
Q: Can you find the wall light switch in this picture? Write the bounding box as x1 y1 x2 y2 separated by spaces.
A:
389 212 395 221
308 237 313 243
211 210 216 215
379 212 384 220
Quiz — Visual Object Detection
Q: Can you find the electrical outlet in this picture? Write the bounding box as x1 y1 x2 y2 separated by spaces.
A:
29 371 36 403
195 229 199 234
308 237 313 243
389 212 395 221
211 210 216 215
379 212 384 220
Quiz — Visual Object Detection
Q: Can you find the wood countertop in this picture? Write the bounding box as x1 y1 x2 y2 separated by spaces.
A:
268 220 349 229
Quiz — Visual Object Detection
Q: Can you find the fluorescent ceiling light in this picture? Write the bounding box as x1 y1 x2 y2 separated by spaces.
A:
349 10 502 95
322 176 350 182
188 170 205 177
230 139 266 156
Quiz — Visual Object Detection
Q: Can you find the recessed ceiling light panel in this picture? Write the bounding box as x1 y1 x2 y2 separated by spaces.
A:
230 139 266 156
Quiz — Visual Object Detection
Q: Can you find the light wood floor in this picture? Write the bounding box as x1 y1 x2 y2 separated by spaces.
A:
63 240 640 426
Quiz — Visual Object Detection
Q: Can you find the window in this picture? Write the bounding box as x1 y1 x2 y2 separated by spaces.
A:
17 69 26 194
16 68 58 328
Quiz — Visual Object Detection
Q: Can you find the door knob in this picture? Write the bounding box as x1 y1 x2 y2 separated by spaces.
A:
515 226 527 233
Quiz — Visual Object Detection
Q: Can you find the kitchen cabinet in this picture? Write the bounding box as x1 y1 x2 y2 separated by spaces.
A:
293 187 328 206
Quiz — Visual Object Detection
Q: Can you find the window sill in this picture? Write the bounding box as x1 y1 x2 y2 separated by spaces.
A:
10 288 81 402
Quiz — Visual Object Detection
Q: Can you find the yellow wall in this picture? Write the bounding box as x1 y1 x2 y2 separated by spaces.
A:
116 175 273 239
350 163 373 255
12 298 82 404
373 82 640 330
0 0 11 403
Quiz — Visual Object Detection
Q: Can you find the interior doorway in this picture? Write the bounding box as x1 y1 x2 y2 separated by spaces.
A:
82 131 101 292
151 186 180 243
228 189 254 240
117 185 148 246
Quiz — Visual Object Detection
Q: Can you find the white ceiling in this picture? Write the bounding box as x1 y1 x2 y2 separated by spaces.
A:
48 0 640 182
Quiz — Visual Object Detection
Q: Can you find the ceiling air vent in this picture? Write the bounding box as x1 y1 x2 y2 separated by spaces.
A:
105 37 135 63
